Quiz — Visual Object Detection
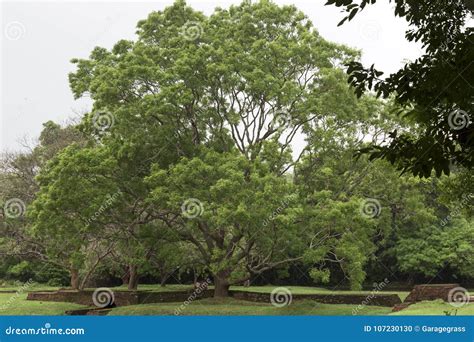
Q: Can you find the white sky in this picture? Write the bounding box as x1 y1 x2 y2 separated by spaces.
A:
0 0 423 152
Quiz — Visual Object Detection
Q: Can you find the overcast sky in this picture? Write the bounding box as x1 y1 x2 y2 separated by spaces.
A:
0 0 423 152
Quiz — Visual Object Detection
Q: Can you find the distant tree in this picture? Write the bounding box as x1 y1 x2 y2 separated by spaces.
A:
0 121 86 283
28 145 119 289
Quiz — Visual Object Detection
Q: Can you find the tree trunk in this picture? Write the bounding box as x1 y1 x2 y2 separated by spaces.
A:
128 265 139 290
70 268 79 290
121 267 130 286
214 277 230 297
160 274 169 287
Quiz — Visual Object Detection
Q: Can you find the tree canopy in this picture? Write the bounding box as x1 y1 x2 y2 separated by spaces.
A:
326 0 474 177
1 0 472 296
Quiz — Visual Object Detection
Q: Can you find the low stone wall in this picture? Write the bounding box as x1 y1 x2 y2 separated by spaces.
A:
230 291 401 307
404 284 460 303
27 290 137 306
27 288 400 307
137 289 214 304
392 283 465 312
27 289 214 307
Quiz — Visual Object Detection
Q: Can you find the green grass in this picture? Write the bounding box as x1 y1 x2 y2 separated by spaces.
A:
0 283 471 316
110 297 474 316
109 297 393 316
0 293 87 316
0 284 59 292
391 300 474 316
230 285 410 301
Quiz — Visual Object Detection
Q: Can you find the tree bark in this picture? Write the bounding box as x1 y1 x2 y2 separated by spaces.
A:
70 268 79 290
160 274 169 287
121 267 130 286
128 265 139 290
214 276 230 297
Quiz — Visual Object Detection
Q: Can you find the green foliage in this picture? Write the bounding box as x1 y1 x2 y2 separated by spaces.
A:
326 0 474 176
2 0 472 295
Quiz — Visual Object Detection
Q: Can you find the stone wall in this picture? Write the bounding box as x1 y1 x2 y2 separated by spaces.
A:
230 291 401 307
27 289 214 307
392 283 464 312
404 284 460 303
27 288 400 307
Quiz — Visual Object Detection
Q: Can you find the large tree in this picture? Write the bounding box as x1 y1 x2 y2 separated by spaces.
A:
66 0 366 295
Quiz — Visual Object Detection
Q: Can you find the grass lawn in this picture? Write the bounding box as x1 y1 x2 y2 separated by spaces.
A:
0 293 87 315
0 284 59 292
109 298 393 316
110 298 474 316
0 283 471 316
392 300 474 316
